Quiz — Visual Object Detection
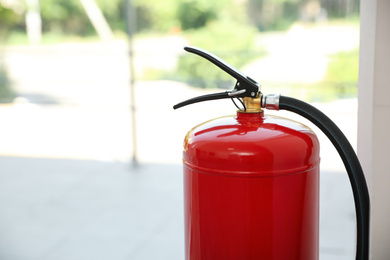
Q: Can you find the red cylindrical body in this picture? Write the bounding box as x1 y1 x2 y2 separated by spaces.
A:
183 112 320 260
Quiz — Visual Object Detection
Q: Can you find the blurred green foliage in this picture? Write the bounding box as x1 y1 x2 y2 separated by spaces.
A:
133 0 234 32
0 4 24 39
0 5 21 26
254 48 359 103
0 59 16 103
322 48 359 98
247 0 359 31
1 0 360 99
40 0 90 35
2 0 360 37
247 0 300 31
326 49 359 84
177 1 217 30
285 48 359 102
39 0 126 35
132 0 264 89
0 5 19 102
132 0 179 32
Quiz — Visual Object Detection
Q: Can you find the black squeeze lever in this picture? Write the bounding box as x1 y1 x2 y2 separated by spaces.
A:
173 46 261 109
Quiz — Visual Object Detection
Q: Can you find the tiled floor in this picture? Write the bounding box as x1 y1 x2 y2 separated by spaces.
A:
0 156 355 260
0 157 184 260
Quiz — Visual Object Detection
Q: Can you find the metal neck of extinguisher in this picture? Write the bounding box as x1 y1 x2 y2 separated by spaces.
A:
174 46 370 260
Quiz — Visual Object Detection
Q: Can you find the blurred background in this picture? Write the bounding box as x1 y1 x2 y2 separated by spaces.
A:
0 0 360 259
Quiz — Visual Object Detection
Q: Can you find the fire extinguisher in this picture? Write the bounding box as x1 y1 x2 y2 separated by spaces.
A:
174 46 370 260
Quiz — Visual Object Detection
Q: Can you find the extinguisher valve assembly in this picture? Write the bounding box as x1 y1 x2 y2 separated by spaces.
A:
174 46 370 260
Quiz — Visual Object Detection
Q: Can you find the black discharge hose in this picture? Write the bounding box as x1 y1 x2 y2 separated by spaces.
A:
277 96 370 260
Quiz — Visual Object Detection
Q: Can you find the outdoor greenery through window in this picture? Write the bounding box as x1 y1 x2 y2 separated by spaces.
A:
1 0 360 102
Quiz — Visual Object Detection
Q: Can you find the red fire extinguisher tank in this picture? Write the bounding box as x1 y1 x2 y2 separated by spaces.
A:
183 111 320 260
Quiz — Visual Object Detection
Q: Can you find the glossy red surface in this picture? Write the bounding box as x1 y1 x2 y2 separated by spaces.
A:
183 112 320 260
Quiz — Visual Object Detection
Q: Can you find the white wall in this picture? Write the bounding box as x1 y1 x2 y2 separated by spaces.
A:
358 0 390 258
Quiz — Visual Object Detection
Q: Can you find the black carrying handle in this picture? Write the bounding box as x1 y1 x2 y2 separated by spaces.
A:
173 46 261 109
173 91 230 109
184 46 260 92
